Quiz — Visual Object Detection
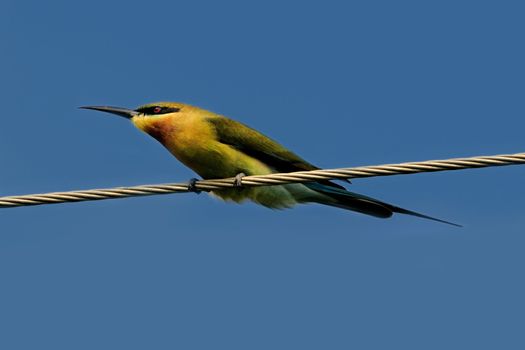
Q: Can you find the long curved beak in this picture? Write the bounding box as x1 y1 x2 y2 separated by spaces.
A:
79 106 139 119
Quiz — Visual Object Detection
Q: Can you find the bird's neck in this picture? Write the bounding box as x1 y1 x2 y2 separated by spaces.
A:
131 115 176 144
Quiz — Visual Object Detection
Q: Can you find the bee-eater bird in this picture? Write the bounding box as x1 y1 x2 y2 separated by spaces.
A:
82 102 459 226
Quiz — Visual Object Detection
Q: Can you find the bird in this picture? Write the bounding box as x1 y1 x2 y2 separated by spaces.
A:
81 102 459 226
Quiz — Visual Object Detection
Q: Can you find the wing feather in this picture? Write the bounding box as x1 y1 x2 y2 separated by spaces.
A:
208 117 345 189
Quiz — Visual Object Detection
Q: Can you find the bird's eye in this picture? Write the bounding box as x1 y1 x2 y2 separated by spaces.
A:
135 105 180 115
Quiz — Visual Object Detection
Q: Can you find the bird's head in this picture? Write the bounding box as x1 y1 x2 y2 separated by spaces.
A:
81 102 201 142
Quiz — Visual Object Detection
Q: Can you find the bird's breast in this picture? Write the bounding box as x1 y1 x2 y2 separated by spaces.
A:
133 115 242 178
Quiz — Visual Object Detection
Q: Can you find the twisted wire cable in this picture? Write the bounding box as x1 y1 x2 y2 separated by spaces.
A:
1 152 524 209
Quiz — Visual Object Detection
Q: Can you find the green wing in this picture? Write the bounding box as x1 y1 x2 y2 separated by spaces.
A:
208 117 345 189
208 117 319 172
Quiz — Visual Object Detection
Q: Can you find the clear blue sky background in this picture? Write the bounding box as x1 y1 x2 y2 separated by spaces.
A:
1 1 524 349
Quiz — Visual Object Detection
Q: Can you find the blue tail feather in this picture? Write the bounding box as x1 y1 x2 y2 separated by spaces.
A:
304 183 460 227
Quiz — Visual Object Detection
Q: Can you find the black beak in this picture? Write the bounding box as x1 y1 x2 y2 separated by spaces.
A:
79 106 139 119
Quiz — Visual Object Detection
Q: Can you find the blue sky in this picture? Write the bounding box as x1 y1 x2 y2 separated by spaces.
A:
1 1 524 349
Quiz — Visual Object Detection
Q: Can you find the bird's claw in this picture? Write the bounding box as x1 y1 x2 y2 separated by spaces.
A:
187 178 202 194
233 173 246 187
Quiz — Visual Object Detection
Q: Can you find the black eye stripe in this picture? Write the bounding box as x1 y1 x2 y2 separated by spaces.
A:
136 106 181 115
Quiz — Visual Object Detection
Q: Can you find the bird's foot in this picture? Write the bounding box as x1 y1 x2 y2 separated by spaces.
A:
187 178 202 194
233 173 246 187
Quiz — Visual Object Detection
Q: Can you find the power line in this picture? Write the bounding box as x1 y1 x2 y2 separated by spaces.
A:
1 152 524 208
